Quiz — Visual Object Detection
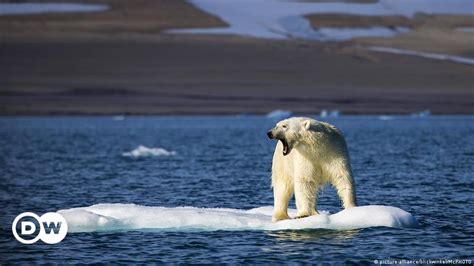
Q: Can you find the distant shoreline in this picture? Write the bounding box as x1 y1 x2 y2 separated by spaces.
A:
1 38 472 115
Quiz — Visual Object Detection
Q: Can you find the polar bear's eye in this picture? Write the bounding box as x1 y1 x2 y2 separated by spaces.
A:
282 125 287 128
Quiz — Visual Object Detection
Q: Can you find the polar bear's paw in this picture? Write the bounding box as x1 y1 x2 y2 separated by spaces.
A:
295 210 318 219
294 214 311 219
272 212 290 222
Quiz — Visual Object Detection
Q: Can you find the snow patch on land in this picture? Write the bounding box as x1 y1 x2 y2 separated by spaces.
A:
0 3 107 16
367 46 474 65
169 0 474 41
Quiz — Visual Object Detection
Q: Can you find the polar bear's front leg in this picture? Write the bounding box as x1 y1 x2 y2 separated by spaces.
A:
272 178 293 222
294 179 319 218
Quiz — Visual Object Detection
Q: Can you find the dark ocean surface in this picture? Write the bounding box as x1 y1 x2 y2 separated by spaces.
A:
0 116 472 263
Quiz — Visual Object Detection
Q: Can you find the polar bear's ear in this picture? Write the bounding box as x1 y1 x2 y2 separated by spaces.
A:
302 120 311 130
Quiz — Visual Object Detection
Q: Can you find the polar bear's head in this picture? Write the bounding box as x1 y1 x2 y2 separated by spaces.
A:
267 117 312 156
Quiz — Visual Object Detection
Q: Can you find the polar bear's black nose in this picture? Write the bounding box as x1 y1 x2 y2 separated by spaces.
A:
267 131 274 139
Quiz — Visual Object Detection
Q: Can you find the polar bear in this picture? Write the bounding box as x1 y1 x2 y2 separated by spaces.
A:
267 117 357 222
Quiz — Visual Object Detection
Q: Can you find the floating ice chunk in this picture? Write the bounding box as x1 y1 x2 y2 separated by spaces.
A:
320 109 328 118
58 209 120 232
58 204 418 233
122 145 176 157
266 110 292 119
319 109 342 119
0 3 108 16
410 110 431 118
329 110 341 118
379 115 395 120
112 115 125 121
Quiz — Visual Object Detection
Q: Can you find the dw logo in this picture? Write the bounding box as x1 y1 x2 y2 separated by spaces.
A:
12 212 68 244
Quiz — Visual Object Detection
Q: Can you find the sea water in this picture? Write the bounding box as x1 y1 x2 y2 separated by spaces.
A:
0 116 473 263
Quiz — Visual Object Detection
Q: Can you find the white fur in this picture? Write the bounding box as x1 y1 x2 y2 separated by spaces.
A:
269 117 357 222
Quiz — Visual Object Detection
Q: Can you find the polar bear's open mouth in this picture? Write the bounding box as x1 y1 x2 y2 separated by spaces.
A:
280 139 290 156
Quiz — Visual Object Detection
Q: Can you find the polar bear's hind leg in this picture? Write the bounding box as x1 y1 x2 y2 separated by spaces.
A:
327 159 357 209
